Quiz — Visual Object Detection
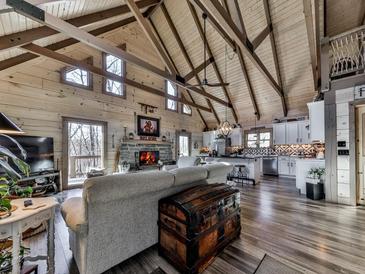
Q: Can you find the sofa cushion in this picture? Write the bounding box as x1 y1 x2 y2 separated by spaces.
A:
61 197 86 233
83 170 174 203
169 166 208 186
177 156 201 168
203 163 233 183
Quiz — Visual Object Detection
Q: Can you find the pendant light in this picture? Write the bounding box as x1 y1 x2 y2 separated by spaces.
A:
218 45 233 137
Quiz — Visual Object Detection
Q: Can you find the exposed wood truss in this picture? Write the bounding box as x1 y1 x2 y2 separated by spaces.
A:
149 19 209 128
20 43 211 113
0 0 159 51
160 3 221 125
195 0 288 116
314 0 321 90
183 57 214 82
223 0 260 120
303 0 319 91
187 1 239 123
6 0 232 109
252 25 272 51
126 0 175 73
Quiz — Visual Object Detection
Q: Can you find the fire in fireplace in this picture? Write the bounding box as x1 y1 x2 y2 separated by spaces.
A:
139 151 159 166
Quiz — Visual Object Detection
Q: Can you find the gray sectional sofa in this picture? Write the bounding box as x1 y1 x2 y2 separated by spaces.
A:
61 163 233 274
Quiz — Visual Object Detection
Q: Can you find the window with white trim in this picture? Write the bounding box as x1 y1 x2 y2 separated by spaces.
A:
166 80 178 112
244 129 272 148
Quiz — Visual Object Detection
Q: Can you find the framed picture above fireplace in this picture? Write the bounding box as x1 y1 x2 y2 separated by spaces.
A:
137 115 160 137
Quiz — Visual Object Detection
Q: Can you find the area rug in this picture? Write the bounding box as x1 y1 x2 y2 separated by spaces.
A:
150 267 167 274
254 254 303 274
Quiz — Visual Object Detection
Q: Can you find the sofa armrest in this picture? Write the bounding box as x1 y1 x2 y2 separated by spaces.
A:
162 164 178 171
61 197 87 233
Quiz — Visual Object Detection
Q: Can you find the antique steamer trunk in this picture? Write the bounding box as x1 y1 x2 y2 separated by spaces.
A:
158 183 241 274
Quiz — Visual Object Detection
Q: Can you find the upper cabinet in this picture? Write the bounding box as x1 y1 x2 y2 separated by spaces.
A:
308 101 325 142
273 120 310 145
203 130 216 149
230 128 243 146
273 123 286 145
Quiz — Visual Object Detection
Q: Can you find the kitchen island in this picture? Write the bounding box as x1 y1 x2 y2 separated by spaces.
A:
296 158 325 194
205 156 260 184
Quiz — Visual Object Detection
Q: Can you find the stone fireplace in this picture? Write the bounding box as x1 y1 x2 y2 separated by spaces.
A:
120 141 173 168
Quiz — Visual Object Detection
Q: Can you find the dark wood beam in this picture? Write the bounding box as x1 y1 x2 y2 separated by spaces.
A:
197 0 287 116
150 18 209 128
160 3 221 125
183 57 214 82
262 0 287 116
187 1 239 123
303 0 318 91
251 24 272 51
225 0 260 120
314 0 321 89
7 0 231 108
145 0 164 18
0 0 159 51
126 0 176 73
21 43 211 113
0 16 136 71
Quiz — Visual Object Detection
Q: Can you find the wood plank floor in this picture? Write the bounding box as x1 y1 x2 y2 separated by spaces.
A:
23 177 365 274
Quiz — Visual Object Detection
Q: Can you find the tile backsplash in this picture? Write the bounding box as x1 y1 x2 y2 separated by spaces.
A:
229 144 321 157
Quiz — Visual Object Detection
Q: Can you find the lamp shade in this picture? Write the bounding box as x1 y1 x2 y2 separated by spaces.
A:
0 112 23 134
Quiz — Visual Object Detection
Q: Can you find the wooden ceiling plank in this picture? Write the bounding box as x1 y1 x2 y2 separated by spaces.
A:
125 0 176 73
314 0 321 89
225 0 260 120
183 57 214 82
197 0 287 117
150 17 209 128
7 0 231 108
303 0 319 91
187 0 238 123
0 0 159 51
20 43 211 113
262 0 287 115
0 16 136 71
160 2 221 125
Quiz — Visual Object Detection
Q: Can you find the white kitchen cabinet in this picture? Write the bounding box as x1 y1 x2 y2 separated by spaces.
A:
289 157 297 176
296 159 325 194
278 157 290 175
308 101 325 142
273 123 286 145
286 122 298 144
298 120 310 144
230 128 242 146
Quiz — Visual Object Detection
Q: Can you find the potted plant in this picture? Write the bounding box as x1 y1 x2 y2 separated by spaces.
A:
306 167 325 184
0 134 31 219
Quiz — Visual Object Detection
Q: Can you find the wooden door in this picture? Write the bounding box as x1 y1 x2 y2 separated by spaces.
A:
356 106 365 205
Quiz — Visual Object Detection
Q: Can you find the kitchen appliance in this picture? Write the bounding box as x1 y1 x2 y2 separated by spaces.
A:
262 156 278 176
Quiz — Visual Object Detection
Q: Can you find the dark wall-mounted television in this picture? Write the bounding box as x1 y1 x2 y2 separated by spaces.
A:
0 135 54 175
137 115 160 137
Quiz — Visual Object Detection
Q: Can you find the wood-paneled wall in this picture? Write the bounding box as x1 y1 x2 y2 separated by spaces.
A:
0 22 204 179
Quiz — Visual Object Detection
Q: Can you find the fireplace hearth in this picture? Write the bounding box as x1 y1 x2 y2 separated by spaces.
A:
139 151 159 166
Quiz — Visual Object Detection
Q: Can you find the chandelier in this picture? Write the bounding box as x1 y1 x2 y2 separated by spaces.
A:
218 45 234 137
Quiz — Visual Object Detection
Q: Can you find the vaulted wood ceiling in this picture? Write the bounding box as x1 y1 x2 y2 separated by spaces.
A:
0 0 363 128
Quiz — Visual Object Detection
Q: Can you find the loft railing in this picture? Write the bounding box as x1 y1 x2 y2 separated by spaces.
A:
329 26 365 78
69 155 102 178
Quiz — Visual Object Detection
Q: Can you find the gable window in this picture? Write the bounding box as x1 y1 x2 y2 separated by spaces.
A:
182 104 192 115
166 80 178 112
61 58 93 90
244 129 272 148
103 53 126 97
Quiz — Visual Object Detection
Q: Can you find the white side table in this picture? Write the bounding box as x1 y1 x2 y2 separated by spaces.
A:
0 197 58 274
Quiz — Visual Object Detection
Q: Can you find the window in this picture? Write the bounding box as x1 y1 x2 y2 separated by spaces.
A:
244 129 272 148
61 58 93 90
166 80 178 112
182 104 192 115
103 51 126 97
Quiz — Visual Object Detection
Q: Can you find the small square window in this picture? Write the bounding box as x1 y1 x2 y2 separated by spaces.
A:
182 104 192 115
62 66 92 90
